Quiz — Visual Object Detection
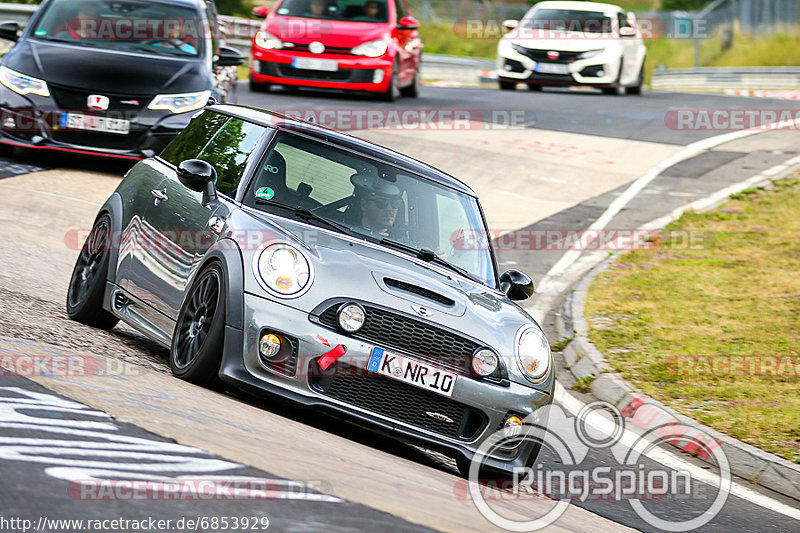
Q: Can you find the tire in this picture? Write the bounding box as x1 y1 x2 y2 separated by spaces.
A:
499 80 517 91
170 263 226 386
527 83 542 91
627 61 645 95
66 214 119 330
399 62 420 98
380 61 400 102
249 78 271 93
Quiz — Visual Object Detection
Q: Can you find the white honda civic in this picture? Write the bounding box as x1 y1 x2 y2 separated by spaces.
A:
496 1 646 94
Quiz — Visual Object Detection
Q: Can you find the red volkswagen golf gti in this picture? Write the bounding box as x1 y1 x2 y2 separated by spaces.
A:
249 0 422 100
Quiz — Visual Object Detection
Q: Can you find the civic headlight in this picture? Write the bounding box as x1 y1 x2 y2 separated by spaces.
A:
254 243 312 297
515 325 551 381
148 90 211 114
351 40 388 57
579 49 605 59
0 66 50 97
255 30 283 50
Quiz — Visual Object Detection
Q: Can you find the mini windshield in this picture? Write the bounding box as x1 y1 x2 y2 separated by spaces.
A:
522 9 613 34
248 133 497 287
274 0 389 23
30 0 205 57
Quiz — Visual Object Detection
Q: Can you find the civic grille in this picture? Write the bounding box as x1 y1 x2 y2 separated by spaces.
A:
316 303 478 376
49 85 150 113
511 45 581 63
310 361 488 441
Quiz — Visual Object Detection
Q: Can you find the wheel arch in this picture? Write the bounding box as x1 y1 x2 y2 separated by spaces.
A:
192 239 246 331
95 193 123 283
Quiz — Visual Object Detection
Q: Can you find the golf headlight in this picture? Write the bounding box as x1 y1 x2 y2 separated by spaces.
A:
515 326 551 381
472 348 499 377
337 302 366 333
0 66 50 97
579 48 605 59
148 90 211 114
255 30 283 50
351 40 388 57
255 243 312 297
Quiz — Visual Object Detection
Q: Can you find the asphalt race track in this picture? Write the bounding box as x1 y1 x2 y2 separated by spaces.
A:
1 83 799 532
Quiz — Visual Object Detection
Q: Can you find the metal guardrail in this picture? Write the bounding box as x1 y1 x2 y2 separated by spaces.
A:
652 67 800 91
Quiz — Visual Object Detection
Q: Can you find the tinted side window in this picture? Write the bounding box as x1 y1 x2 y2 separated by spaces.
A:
196 118 267 196
160 111 228 166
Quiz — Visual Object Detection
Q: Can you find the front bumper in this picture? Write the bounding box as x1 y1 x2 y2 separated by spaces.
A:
219 292 553 472
250 48 392 93
0 87 194 159
496 45 621 88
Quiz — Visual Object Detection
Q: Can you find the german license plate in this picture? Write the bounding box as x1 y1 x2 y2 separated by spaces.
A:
292 57 338 71
59 112 130 135
535 62 570 75
367 347 457 397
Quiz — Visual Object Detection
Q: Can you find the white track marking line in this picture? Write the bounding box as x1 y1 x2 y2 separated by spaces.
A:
554 383 800 520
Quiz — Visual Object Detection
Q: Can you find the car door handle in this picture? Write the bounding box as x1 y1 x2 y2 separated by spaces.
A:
151 188 168 205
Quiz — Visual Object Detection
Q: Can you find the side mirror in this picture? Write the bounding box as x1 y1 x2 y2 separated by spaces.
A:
397 16 419 30
0 21 19 42
502 19 519 32
620 26 636 38
252 6 270 19
215 46 245 67
177 159 218 206
500 269 534 301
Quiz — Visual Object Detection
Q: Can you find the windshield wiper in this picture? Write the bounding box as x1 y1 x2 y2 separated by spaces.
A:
255 200 352 236
379 238 482 283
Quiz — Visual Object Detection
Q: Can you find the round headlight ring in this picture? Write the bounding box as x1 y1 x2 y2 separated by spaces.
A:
253 243 313 298
471 348 499 377
337 302 366 333
515 326 552 382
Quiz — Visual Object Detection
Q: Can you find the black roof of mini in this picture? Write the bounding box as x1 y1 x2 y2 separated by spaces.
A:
209 104 477 197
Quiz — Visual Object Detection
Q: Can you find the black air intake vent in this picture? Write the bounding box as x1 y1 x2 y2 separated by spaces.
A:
384 278 455 306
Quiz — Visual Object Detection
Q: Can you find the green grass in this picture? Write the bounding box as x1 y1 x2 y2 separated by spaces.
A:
585 176 800 463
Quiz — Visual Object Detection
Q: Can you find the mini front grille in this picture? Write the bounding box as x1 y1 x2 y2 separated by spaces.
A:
310 361 488 441
383 278 455 306
316 303 478 376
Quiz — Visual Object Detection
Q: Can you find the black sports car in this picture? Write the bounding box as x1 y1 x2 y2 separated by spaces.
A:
0 0 243 160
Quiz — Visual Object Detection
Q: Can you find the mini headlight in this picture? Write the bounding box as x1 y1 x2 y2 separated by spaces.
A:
337 302 366 333
351 40 388 57
471 348 499 377
255 243 312 297
255 30 283 50
0 66 50 97
578 48 605 59
148 90 211 114
515 326 551 381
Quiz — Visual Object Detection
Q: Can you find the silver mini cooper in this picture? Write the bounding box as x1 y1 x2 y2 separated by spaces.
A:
67 104 553 475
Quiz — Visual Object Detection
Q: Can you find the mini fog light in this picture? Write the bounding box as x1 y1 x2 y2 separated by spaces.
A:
471 348 499 377
259 333 282 358
503 415 524 438
337 302 366 333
